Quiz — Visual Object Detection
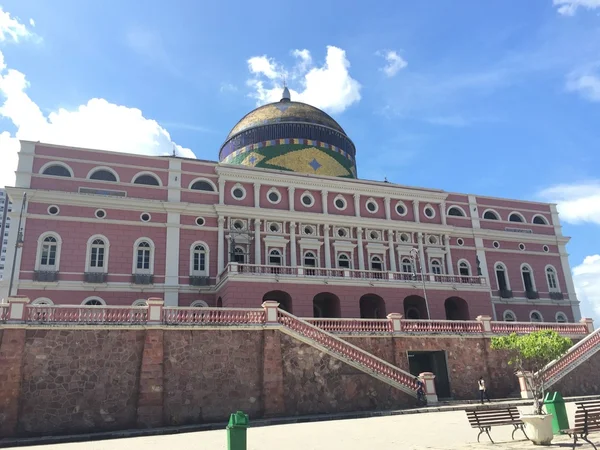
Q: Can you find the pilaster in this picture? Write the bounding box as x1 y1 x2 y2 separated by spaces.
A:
217 217 225 273
321 190 328 215
288 187 295 212
164 212 180 306
388 229 397 272
413 200 420 223
254 219 261 265
324 225 331 269
353 194 360 218
253 183 261 208
444 234 454 275
290 222 297 267
357 227 365 270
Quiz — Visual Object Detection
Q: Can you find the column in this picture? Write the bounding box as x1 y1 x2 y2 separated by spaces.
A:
413 200 420 223
549 204 563 236
357 227 365 270
388 229 397 272
444 234 454 275
417 232 427 274
441 201 447 225
218 179 225 205
384 197 391 220
324 225 331 269
254 219 261 265
217 217 225 273
559 243 582 321
321 190 328 215
419 372 438 404
354 193 361 217
290 222 297 267
468 195 480 229
516 371 534 399
288 187 295 212
164 212 181 306
253 182 261 208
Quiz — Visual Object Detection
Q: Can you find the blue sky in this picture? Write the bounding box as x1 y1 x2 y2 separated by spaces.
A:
0 0 599 321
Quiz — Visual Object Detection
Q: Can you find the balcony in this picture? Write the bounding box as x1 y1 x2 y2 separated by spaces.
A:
132 274 154 285
189 276 211 286
218 263 488 288
526 290 540 300
497 289 513 299
33 271 59 282
84 272 106 283
549 292 564 301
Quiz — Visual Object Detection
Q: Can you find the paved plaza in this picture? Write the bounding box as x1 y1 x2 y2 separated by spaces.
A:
6 402 599 450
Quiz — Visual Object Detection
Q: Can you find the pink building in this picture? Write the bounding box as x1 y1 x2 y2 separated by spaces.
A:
0 90 581 323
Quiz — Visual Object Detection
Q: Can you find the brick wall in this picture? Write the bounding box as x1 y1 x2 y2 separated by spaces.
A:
549 350 600 396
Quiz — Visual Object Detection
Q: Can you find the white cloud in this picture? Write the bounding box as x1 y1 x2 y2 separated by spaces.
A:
567 71 600 102
377 50 408 78
573 255 600 319
0 7 35 43
246 46 361 114
554 0 600 15
29 18 35 27
538 182 600 225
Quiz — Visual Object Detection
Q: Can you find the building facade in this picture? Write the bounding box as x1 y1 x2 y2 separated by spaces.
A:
0 189 11 280
0 91 581 322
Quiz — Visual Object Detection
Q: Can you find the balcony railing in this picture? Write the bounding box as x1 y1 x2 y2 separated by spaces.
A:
526 290 540 300
490 321 588 335
26 305 148 324
221 263 487 286
497 289 513 299
132 274 154 285
189 276 211 286
84 272 106 283
33 271 59 282
549 292 564 301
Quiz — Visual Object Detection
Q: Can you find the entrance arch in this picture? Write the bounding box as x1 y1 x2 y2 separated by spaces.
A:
359 294 386 318
445 297 470 320
403 295 429 319
313 292 341 318
263 290 292 313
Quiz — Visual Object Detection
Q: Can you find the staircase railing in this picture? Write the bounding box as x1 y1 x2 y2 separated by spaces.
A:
277 309 417 396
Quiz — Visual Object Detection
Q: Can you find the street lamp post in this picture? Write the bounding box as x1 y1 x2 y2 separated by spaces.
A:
8 193 27 298
410 247 431 320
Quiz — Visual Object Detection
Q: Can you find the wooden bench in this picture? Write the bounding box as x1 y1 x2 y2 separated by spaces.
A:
561 400 600 450
466 406 529 443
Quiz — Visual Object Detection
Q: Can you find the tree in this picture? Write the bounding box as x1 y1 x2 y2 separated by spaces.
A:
490 330 572 415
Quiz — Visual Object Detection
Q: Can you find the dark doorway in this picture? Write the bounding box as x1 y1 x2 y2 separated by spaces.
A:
313 292 341 318
403 295 429 319
408 351 451 399
263 290 292 313
444 297 470 320
359 294 386 318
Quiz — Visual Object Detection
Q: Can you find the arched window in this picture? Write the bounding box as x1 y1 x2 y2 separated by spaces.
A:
190 179 215 191
431 260 442 275
370 255 383 271
269 249 282 266
37 234 61 271
233 246 245 264
521 265 535 292
303 251 317 267
556 312 567 323
533 215 549 225
42 163 72 177
134 239 154 274
495 263 509 291
483 210 500 220
191 243 208 275
32 297 54 306
132 299 148 307
447 206 465 217
133 173 160 186
503 310 516 322
82 297 106 306
89 238 106 271
530 311 543 323
458 260 471 276
509 212 525 223
401 258 413 273
89 168 118 182
546 266 559 291
190 300 209 307
337 253 350 269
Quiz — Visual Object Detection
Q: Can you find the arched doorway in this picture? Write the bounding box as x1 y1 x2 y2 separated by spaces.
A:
359 294 386 318
445 297 470 320
313 292 341 318
403 295 429 319
263 290 292 313
216 297 223 308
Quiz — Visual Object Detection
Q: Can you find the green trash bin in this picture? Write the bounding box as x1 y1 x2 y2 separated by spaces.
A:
544 392 569 435
227 411 249 450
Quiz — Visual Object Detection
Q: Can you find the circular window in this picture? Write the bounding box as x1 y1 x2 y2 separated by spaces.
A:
233 220 244 230
424 206 435 218
95 209 106 219
543 245 550 253
140 212 151 222
304 225 314 235
457 238 464 246
195 217 205 227
395 202 407 216
301 193 314 207
269 223 280 232
334 196 347 210
428 235 438 245
232 185 246 200
48 205 60 216
493 241 500 249
267 190 281 204
370 231 380 240
519 243 526 251
337 228 348 238
399 233 410 243
366 200 378 213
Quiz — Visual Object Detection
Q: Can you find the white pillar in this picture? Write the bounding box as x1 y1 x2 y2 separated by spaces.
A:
549 204 563 236
253 182 261 208
441 201 447 226
474 238 490 280
218 179 225 205
254 219 261 265
354 194 361 217
417 232 427 274
357 227 365 270
321 190 328 215
388 229 397 272
559 243 582 321
384 197 391 220
164 212 181 306
468 195 480 229
288 187 295 212
217 217 225 273
413 200 420 223
290 222 297 267
324 225 331 269
444 234 454 275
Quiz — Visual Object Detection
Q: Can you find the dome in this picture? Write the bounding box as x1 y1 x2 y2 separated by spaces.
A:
219 90 357 178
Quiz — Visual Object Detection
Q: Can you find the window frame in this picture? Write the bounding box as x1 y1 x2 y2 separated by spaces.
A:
337 252 352 269
532 214 549 225
447 205 467 217
132 238 155 275
494 262 511 291
85 234 110 273
39 161 74 178
87 166 120 182
520 263 537 292
503 310 517 322
35 232 62 272
395 201 408 217
545 265 560 292
555 312 567 323
188 177 217 192
131 171 162 186
82 296 107 306
530 310 544 323
190 241 209 276
458 259 471 277
508 211 526 223
482 209 500 220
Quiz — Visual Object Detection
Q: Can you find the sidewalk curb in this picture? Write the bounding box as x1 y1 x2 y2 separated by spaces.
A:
1 395 598 448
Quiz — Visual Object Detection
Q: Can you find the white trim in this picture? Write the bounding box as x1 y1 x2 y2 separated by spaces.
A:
529 310 543 322
395 201 408 217
87 166 120 182
508 211 526 223
520 263 537 291
555 311 567 323
482 209 500 220
188 177 217 191
335 227 350 238
336 252 352 269
457 238 464 246
32 297 54 305
365 197 379 214
429 258 443 275
95 209 107 219
84 234 110 273
369 254 386 271
493 241 500 248
231 183 247 200
532 214 549 225
423 203 436 219
300 191 315 208
494 261 511 290
47 205 60 216
190 240 210 276
545 264 561 292
447 205 467 217
302 250 319 268
132 299 148 306
191 300 209 307
140 212 152 222
268 248 284 265
457 259 471 276
132 237 155 275
131 171 163 186
35 232 62 272
333 195 347 211
195 216 206 227
266 187 282 205
543 245 549 253
518 243 526 251
267 221 282 233
82 296 106 306
39 161 74 177
503 309 516 322
398 232 411 243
